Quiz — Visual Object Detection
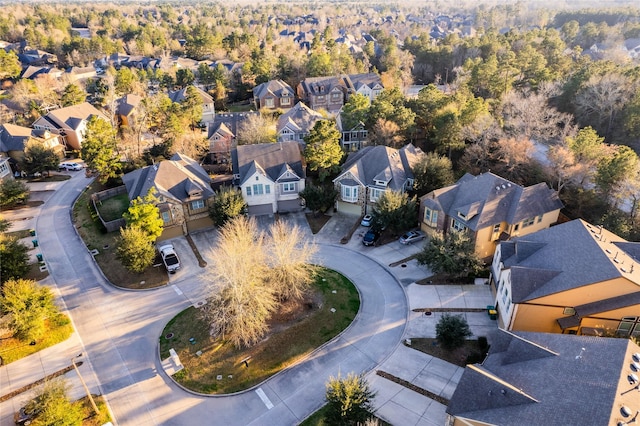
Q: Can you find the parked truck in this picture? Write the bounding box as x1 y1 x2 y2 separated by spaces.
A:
158 244 180 274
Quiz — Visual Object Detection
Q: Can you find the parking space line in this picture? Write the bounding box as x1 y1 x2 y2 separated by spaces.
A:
172 285 183 296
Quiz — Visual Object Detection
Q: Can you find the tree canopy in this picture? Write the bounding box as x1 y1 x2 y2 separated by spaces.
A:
417 231 483 278
0 278 59 341
325 373 376 426
81 116 121 184
122 189 163 241
303 120 343 182
208 186 247 227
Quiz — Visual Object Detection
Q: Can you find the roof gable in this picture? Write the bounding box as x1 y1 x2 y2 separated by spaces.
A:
233 142 305 184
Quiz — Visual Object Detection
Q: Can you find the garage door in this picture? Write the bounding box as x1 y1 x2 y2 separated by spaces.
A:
336 200 362 216
248 203 274 216
186 217 214 233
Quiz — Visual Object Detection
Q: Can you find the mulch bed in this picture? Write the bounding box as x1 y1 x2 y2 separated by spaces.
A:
376 370 449 405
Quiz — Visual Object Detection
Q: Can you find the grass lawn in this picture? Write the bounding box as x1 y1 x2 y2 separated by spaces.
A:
73 181 168 289
159 267 360 394
79 395 112 426
408 338 488 367
0 314 73 365
94 193 129 222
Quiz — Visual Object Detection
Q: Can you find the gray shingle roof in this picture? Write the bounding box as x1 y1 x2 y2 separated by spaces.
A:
276 102 323 135
232 142 305 185
335 144 423 191
500 219 640 301
123 153 213 203
253 79 294 99
117 94 143 117
447 330 640 426
0 123 35 151
168 85 213 105
38 102 109 130
424 172 563 232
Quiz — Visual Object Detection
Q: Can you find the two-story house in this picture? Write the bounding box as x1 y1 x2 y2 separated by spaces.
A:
232 142 306 216
276 102 324 144
123 153 215 240
491 219 640 337
0 123 64 162
333 144 423 216
116 94 143 128
0 155 13 181
253 79 295 110
447 330 640 426
335 111 367 152
419 172 563 260
297 73 383 113
31 102 109 151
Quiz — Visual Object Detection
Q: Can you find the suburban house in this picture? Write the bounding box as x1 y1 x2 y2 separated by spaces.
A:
65 66 97 82
206 121 235 167
335 111 367 152
0 123 64 162
231 141 305 216
491 219 640 337
32 102 110 151
333 144 423 216
447 330 640 426
253 79 295 110
296 73 383 113
0 155 13 180
276 102 324 143
116 94 144 128
122 153 215 240
419 172 563 259
168 85 215 125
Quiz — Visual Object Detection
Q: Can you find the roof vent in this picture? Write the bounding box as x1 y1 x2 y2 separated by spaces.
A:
628 373 639 385
500 389 507 395
631 362 640 372
621 267 627 273
634 353 640 363
501 184 506 189
622 406 633 417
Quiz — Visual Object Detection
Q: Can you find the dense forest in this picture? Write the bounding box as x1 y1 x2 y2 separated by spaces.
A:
2 1 640 238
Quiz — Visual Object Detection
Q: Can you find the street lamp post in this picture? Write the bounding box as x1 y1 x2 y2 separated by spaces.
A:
72 354 99 416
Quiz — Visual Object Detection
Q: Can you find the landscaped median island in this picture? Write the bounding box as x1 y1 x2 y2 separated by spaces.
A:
159 267 360 394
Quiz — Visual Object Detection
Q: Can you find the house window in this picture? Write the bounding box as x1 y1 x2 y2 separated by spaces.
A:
265 185 270 194
331 93 341 101
537 214 543 223
424 208 438 227
451 219 467 232
493 224 501 233
246 186 252 196
190 200 205 210
253 184 264 195
341 185 358 203
617 317 640 337
563 307 576 315
161 211 171 223
265 98 275 108
370 188 384 201
0 162 8 175
282 182 297 192
281 96 291 106
522 217 536 228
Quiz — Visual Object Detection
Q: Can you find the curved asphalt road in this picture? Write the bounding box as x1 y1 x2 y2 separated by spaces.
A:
37 174 408 425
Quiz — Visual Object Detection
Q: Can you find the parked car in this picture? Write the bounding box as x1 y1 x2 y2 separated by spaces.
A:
58 161 83 171
399 230 426 245
362 229 380 246
361 214 373 227
158 244 181 274
14 399 40 425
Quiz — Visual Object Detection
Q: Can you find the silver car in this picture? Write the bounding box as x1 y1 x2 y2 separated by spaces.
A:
399 230 426 245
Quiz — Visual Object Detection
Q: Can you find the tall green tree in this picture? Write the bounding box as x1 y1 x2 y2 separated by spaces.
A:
373 190 418 235
325 373 376 426
117 225 156 273
81 116 121 184
208 186 247 227
21 140 60 177
0 278 59 341
0 49 21 80
182 85 204 129
596 145 640 198
367 87 415 134
60 83 86 106
340 93 370 130
0 179 29 208
176 69 195 88
299 184 337 214
0 235 30 284
412 152 454 197
303 120 343 181
122 189 163 241
114 66 137 95
417 231 483 278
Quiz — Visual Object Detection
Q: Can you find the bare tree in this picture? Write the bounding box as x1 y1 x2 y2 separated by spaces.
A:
546 143 584 194
236 113 276 145
202 217 276 348
266 220 317 302
499 85 575 143
575 73 635 139
370 118 404 148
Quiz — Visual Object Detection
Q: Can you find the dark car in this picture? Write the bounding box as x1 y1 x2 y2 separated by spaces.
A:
362 229 380 246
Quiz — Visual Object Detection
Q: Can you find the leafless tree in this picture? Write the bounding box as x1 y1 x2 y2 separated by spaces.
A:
370 118 404 148
266 220 317 302
546 143 584 195
202 216 277 348
575 73 635 139
499 85 575 143
236 113 276 145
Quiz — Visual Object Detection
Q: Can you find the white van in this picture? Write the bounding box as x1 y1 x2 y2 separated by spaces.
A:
58 161 83 171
